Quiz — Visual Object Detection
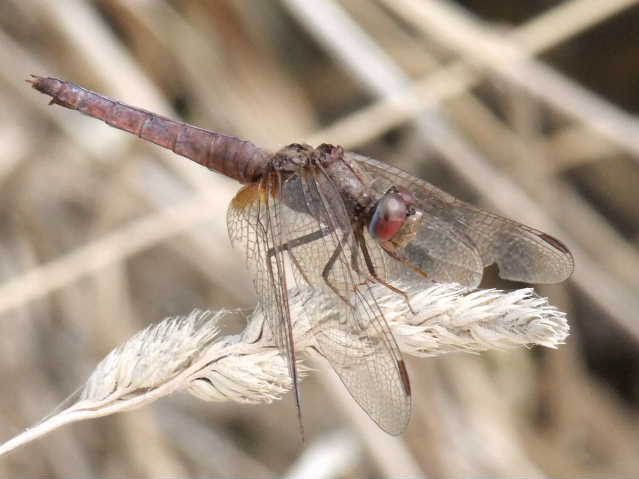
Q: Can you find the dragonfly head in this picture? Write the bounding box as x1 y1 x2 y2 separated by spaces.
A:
368 187 423 247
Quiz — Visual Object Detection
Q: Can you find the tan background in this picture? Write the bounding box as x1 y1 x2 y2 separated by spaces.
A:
1 0 639 476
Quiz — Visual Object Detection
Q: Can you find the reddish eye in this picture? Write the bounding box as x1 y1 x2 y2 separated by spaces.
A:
369 192 408 241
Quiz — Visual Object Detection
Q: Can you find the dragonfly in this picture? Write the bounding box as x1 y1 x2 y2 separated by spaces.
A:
29 75 574 435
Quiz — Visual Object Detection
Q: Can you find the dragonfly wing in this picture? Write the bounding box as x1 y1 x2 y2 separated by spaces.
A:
400 213 484 286
278 170 411 435
227 178 298 387
312 285 412 435
228 172 411 434
354 154 574 285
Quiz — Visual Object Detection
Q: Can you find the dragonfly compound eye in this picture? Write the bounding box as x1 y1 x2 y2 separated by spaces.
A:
369 191 409 241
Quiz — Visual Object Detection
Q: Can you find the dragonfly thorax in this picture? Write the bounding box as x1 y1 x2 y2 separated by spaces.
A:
271 143 315 173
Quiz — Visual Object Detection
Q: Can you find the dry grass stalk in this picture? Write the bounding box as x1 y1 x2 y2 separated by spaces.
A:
0 280 567 457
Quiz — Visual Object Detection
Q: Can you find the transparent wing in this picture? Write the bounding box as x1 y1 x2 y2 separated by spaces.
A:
353 154 574 286
227 179 298 389
399 214 484 286
278 170 411 435
228 172 411 434
313 284 412 435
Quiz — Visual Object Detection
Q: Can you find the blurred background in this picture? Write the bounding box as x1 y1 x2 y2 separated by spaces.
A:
1 0 639 476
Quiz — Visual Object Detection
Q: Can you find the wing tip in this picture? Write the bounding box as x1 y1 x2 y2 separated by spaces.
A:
539 232 575 282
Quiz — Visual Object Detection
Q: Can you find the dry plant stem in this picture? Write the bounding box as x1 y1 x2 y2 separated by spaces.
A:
310 0 637 147
0 190 227 317
283 0 411 99
514 0 637 51
438 356 545 476
383 0 639 160
158 405 274 476
0 281 568 457
284 430 363 478
108 0 314 147
0 0 620 321
30 0 169 114
312 360 425 478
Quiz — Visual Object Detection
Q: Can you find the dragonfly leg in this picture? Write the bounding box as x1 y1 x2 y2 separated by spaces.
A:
321 230 357 308
381 242 430 281
355 229 416 315
349 233 364 276
264 226 357 308
266 228 332 287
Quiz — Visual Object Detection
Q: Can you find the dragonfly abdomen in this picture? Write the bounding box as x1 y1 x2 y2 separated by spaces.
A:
29 75 269 184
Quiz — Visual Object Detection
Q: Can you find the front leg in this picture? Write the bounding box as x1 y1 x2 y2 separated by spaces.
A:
380 241 430 280
355 229 415 314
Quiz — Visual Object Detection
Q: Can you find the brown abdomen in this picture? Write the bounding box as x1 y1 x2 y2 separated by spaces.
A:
29 76 269 184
